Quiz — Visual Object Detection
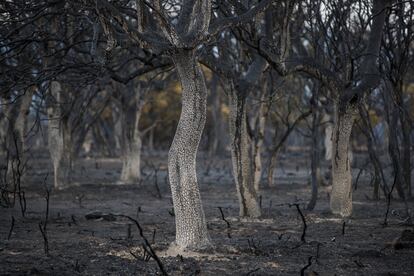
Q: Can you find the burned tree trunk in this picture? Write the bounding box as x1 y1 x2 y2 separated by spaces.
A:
119 101 143 184
250 85 267 192
307 90 322 211
168 49 211 249
330 105 356 217
47 82 72 189
228 83 261 218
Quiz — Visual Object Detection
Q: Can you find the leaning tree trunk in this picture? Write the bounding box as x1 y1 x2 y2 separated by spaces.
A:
330 104 356 217
228 84 261 218
168 49 211 250
47 82 72 189
120 105 142 184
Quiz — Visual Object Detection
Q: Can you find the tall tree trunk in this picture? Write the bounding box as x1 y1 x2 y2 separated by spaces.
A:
307 92 321 211
228 83 261 218
120 106 142 183
330 104 356 217
323 114 333 161
168 49 211 250
47 82 72 189
267 151 279 187
399 90 411 198
251 89 267 192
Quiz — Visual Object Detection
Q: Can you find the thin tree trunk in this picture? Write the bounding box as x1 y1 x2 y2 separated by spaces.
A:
47 81 72 189
358 105 389 200
251 90 267 192
148 127 154 152
228 83 261 218
307 92 321 211
324 115 333 161
399 94 411 198
120 107 142 183
267 111 311 187
330 104 356 217
168 49 211 250
267 150 279 187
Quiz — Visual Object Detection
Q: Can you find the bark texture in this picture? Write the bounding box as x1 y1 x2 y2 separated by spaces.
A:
228 83 261 218
250 88 267 192
330 105 356 217
118 83 145 184
168 49 211 250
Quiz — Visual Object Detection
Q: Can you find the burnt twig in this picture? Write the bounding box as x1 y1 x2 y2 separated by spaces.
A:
300 256 313 276
290 203 307 242
7 216 15 240
117 215 167 275
218 207 231 238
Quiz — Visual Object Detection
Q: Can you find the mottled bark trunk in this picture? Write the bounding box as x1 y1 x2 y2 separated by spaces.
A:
120 107 142 183
47 82 72 189
253 143 263 192
267 151 279 187
228 84 261 218
330 105 356 217
251 94 266 192
324 115 333 161
168 49 211 250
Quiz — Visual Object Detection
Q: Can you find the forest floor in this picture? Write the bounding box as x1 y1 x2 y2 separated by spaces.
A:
1 151 413 275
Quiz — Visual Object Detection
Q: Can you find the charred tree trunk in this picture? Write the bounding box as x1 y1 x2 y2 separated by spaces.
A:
168 49 211 250
398 87 411 198
120 104 143 184
251 88 267 192
330 104 356 217
323 114 333 162
228 83 261 218
47 82 72 189
307 91 321 211
329 0 388 216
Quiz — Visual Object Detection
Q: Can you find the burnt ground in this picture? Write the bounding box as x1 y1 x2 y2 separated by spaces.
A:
1 151 413 275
